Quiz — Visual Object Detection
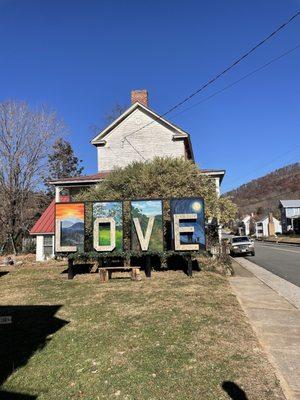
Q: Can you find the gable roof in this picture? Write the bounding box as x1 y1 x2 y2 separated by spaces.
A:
280 200 300 208
30 195 69 235
256 215 280 223
91 101 194 160
242 215 251 223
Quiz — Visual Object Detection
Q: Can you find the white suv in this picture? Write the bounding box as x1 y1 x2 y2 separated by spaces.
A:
230 236 255 256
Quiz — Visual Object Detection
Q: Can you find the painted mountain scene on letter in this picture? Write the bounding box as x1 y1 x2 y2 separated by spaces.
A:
56 203 85 248
131 200 163 252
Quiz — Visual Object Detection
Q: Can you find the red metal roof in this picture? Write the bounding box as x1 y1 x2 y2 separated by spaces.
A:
30 195 69 235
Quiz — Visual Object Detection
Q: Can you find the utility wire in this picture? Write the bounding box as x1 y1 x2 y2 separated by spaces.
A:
171 43 300 119
126 42 300 162
163 11 300 117
123 10 300 148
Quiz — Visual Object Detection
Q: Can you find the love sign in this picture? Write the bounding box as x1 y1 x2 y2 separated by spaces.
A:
55 197 205 253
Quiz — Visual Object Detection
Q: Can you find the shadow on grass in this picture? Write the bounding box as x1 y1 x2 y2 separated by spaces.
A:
61 263 94 276
0 390 37 399
222 381 248 400
0 271 9 278
167 255 200 275
0 305 68 399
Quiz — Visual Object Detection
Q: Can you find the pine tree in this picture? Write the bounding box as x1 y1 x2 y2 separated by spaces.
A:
45 138 84 195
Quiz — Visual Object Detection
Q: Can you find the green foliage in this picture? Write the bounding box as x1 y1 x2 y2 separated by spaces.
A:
76 157 237 224
45 138 84 194
67 249 204 262
217 196 238 225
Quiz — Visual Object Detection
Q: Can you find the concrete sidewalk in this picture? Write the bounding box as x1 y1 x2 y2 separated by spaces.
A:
230 261 300 400
233 256 300 309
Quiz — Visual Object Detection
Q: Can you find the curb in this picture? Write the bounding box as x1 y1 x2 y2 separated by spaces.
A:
256 240 300 247
231 256 300 310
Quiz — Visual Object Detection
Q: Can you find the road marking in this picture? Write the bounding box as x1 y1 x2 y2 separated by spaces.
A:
258 244 300 254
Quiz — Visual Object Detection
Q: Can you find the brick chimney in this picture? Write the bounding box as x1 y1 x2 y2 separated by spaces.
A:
131 90 148 107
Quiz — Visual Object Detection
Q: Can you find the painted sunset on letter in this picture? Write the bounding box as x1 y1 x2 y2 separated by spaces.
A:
56 203 84 221
55 203 85 248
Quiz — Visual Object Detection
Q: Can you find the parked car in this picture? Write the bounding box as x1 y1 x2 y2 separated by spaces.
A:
229 236 255 256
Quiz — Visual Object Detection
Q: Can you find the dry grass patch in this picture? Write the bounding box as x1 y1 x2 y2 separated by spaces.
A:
0 261 284 399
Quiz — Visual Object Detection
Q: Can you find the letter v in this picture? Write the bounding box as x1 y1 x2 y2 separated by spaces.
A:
133 216 155 251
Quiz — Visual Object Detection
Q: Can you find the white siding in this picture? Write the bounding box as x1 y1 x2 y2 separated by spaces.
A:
35 234 55 261
274 218 282 234
97 108 186 171
215 178 220 197
255 218 282 237
36 235 44 261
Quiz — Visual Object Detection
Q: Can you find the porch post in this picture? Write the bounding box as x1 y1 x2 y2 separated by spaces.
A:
55 186 61 203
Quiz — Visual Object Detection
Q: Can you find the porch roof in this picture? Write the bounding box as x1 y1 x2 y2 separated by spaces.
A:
48 171 110 186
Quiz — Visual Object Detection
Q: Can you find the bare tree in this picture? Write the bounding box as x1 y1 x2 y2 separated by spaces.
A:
0 101 66 253
90 102 127 135
104 102 127 125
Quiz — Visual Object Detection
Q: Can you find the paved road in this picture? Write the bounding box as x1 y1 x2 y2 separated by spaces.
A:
245 241 300 287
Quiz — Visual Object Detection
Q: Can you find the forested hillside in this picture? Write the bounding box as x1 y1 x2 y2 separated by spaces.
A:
225 163 300 218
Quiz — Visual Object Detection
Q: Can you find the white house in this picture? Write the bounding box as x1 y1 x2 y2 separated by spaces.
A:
255 215 282 238
242 215 251 236
30 90 225 261
279 199 300 234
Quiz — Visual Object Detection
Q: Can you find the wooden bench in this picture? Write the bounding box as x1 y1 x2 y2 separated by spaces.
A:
67 259 146 281
67 253 193 281
99 266 141 283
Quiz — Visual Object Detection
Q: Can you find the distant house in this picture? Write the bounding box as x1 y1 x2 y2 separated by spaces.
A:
234 215 253 236
30 90 225 261
255 215 282 238
241 215 251 236
279 200 300 234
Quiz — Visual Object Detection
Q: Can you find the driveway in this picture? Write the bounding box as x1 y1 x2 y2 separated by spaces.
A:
245 241 300 287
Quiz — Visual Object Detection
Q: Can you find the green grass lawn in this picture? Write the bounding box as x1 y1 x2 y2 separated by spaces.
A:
0 259 283 399
99 227 123 250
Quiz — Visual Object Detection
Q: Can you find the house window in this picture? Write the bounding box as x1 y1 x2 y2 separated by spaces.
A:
44 236 53 258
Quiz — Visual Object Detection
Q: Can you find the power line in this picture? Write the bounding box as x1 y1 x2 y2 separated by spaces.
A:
128 43 300 163
123 10 300 148
124 137 146 161
163 11 300 117
171 43 300 119
172 44 300 192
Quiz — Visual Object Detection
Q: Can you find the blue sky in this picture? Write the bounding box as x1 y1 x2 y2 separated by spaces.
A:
131 201 162 217
0 0 299 192
93 201 122 222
